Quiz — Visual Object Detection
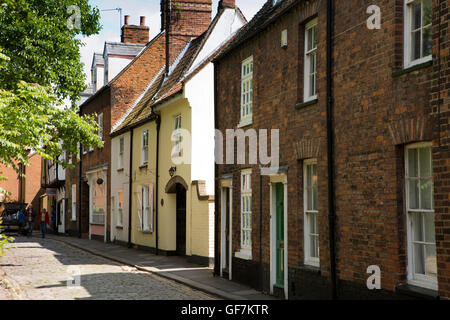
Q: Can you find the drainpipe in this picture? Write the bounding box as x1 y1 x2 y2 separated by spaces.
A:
128 129 134 248
78 142 82 238
155 115 161 255
326 0 337 300
259 172 263 291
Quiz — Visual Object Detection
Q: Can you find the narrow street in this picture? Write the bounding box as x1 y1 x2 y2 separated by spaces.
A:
0 235 215 300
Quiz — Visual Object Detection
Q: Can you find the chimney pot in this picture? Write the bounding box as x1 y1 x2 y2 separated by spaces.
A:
124 15 130 25
140 16 146 26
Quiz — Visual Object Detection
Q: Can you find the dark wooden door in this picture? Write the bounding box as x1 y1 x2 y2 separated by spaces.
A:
275 183 285 288
224 188 230 271
176 184 187 256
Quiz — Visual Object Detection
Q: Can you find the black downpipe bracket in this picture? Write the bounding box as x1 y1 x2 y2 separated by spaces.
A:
155 115 161 255
326 0 337 300
128 130 134 247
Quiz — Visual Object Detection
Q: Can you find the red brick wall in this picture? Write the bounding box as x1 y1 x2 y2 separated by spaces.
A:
0 154 42 208
432 0 450 300
215 0 447 299
0 164 21 202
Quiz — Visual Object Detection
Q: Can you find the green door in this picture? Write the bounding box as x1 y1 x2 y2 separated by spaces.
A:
275 183 284 288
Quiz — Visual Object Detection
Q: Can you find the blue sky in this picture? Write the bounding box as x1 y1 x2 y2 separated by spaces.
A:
81 0 266 84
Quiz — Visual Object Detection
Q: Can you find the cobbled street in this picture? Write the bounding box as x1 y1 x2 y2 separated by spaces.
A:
0 235 215 300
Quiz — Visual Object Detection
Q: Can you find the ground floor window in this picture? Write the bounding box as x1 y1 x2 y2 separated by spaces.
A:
405 143 437 289
304 159 319 267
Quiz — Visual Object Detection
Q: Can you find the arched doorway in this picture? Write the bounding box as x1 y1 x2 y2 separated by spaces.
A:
165 176 188 256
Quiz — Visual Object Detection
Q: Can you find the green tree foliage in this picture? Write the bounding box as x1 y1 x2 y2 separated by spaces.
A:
0 0 104 172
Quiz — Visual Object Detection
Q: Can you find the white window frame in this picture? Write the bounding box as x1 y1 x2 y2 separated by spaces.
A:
71 184 77 221
117 190 124 227
118 136 124 170
98 113 104 141
304 19 318 102
141 130 149 166
141 184 153 233
239 56 253 128
240 170 252 251
172 115 182 158
404 0 432 68
304 159 319 267
405 142 437 290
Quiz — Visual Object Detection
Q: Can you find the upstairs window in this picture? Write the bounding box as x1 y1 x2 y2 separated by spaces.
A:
141 130 149 166
240 56 253 127
405 0 432 67
172 115 182 158
98 113 104 141
118 136 124 170
304 19 318 102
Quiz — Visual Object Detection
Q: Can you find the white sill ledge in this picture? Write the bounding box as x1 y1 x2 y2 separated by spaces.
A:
237 118 253 129
408 279 438 291
235 250 252 260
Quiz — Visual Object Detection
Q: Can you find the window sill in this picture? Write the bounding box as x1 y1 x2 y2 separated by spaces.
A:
395 283 439 300
139 164 148 170
295 98 318 110
117 168 124 172
237 118 253 129
235 249 252 260
300 262 320 273
141 230 153 235
116 226 123 230
392 60 432 78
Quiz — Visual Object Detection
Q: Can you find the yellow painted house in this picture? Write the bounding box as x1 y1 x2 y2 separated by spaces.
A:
110 6 246 264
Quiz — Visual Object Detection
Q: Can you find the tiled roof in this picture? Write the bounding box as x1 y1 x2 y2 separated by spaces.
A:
112 8 247 136
104 42 146 57
112 34 206 134
215 0 301 61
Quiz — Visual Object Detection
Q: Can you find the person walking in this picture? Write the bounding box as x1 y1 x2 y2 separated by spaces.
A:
51 206 57 234
25 205 35 237
39 208 50 239
17 208 25 235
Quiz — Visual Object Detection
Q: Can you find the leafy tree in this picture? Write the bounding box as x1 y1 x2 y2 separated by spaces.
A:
0 0 104 173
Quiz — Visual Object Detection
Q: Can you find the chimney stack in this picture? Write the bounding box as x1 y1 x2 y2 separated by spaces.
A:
218 0 235 10
121 16 150 44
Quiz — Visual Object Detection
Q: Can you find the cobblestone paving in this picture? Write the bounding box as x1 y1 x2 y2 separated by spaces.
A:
0 235 215 300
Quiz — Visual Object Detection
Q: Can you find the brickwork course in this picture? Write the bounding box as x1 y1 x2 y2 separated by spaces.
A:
214 0 450 300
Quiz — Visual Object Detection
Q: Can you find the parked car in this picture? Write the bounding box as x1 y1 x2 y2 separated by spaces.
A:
0 203 26 233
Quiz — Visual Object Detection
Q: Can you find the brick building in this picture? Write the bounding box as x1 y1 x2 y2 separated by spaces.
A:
0 152 43 219
214 0 449 300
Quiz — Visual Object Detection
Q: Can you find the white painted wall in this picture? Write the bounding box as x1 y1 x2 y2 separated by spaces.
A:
105 56 133 84
93 66 104 92
184 8 246 196
185 63 215 195
110 132 131 243
188 8 246 73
